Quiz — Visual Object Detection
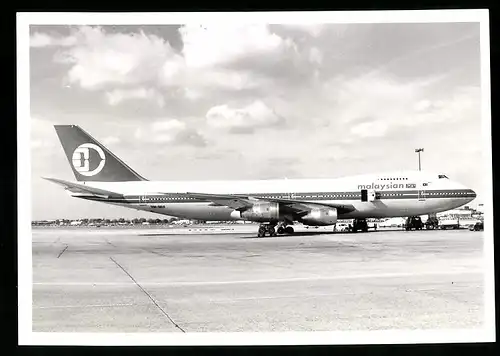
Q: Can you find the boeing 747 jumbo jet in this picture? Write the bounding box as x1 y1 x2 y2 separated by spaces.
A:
44 125 477 237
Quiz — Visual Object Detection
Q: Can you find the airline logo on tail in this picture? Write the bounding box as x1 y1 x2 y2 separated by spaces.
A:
72 143 106 176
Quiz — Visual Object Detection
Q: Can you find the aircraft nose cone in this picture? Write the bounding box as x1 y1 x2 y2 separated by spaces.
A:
464 189 477 202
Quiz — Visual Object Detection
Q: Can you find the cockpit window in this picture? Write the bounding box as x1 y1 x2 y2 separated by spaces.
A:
438 174 449 179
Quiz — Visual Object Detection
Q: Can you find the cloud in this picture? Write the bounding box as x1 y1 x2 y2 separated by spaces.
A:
43 24 299 98
309 47 323 65
158 24 298 92
325 74 440 127
30 32 77 47
160 65 265 91
413 99 434 112
280 24 326 38
30 117 57 149
102 136 120 145
206 100 283 133
135 119 207 147
350 121 389 138
404 86 480 127
105 87 165 107
183 88 202 101
53 26 178 90
152 119 186 135
179 24 287 69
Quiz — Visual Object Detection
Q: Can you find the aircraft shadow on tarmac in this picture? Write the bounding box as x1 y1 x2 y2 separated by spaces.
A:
138 229 412 238
238 230 384 239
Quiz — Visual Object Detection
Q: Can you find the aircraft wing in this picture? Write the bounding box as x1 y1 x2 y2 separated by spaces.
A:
180 192 255 211
180 192 356 215
251 195 356 215
43 177 123 198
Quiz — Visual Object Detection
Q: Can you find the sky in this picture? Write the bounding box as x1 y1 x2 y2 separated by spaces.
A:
28 21 486 220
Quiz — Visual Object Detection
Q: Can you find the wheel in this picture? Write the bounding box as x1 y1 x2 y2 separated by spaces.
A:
258 227 266 237
285 226 294 234
277 227 285 234
267 226 276 237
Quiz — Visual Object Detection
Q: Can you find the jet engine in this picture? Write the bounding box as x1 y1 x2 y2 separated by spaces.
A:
300 207 338 226
233 202 281 222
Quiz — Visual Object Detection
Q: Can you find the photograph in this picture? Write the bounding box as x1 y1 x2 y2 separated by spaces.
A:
17 10 495 345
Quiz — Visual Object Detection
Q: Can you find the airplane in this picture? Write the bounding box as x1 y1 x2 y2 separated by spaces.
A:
44 125 477 237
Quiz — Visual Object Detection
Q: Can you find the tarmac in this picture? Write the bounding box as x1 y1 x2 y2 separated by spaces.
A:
32 225 485 332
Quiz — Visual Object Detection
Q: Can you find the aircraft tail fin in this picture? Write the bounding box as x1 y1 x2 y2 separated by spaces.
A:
54 125 147 182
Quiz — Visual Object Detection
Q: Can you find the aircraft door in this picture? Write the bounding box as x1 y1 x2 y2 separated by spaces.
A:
139 195 149 206
417 185 427 201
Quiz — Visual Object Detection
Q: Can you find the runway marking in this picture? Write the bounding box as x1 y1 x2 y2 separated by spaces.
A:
208 293 359 303
33 269 482 286
56 245 68 258
109 256 186 333
34 303 138 309
103 238 117 247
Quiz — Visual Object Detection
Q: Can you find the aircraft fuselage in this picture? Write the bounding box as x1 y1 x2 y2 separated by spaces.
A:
77 171 476 222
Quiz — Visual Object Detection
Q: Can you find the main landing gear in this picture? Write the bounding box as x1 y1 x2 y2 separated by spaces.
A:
257 223 294 237
258 224 276 237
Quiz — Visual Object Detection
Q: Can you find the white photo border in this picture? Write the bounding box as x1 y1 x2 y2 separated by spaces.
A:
17 9 495 346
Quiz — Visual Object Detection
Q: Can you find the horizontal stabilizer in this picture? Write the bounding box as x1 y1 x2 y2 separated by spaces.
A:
43 177 123 198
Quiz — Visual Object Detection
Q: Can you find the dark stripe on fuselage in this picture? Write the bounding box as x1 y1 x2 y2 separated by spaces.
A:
77 189 476 204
